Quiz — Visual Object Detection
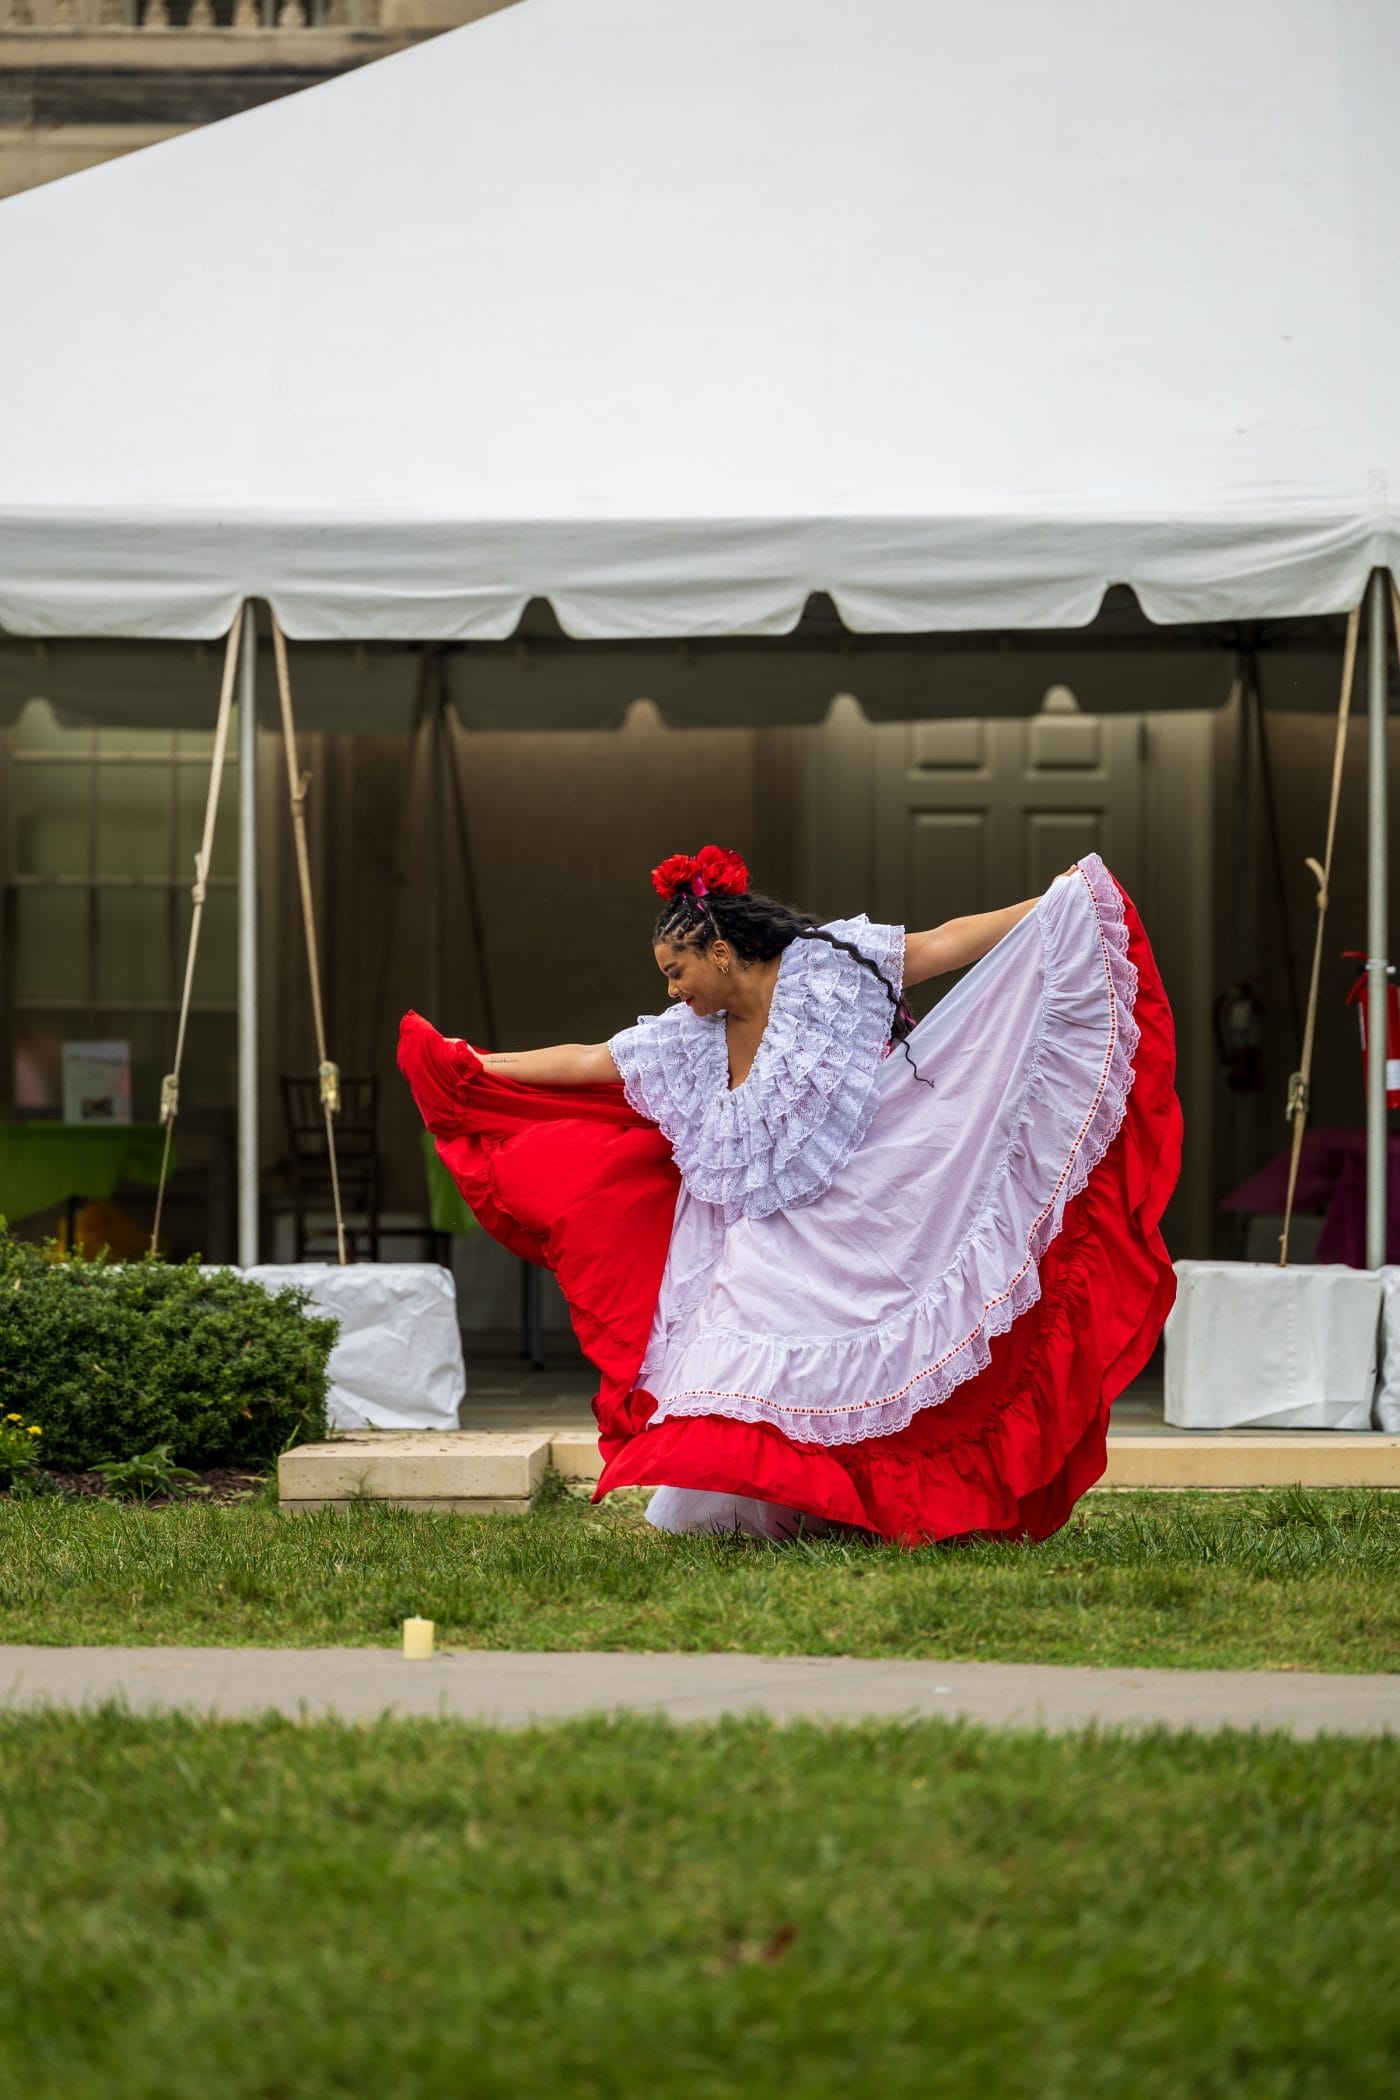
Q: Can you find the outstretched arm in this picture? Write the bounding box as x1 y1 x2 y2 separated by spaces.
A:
450 1040 621 1086
903 867 1076 988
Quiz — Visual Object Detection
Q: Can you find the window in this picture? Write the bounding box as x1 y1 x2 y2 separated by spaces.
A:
2 702 238 1121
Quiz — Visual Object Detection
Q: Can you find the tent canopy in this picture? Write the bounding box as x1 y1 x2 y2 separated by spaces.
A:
0 593 1360 733
0 0 1397 643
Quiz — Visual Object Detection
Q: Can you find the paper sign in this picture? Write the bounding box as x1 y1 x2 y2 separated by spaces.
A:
61 1041 132 1125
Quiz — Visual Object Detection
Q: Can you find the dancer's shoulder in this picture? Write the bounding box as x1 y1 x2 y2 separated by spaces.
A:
801 914 906 994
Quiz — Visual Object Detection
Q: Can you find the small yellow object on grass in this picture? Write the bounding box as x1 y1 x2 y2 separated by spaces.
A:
402 1617 435 1661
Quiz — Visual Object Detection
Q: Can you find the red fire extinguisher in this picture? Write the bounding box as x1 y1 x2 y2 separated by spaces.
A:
1344 953 1400 1110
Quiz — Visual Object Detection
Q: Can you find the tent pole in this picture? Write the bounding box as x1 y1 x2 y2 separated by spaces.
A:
237 601 260 1266
426 687 444 1023
1365 568 1391 1268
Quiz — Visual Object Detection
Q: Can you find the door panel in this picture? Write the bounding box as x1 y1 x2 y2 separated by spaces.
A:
910 811 990 924
1027 713 1102 770
800 694 1214 1256
875 708 1147 932
1025 811 1106 892
910 720 988 770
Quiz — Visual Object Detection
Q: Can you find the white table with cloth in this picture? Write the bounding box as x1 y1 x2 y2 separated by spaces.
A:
1164 1262 1383 1432
245 1264 465 1432
1376 1270 1400 1433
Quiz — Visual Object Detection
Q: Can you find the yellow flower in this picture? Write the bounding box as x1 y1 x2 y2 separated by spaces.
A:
5 1413 20 1422
27 1426 41 1436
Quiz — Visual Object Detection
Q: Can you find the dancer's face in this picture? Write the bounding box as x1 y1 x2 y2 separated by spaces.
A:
654 938 733 1016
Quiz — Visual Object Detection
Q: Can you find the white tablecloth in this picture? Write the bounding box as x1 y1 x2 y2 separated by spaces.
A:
1164 1262 1381 1431
1376 1269 1400 1433
247 1263 465 1432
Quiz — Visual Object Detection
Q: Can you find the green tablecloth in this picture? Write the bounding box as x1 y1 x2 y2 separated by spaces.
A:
421 1131 478 1236
0 1123 171 1225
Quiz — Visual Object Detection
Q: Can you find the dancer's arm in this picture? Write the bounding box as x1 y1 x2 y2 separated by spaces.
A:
903 902 1038 986
903 867 1076 987
449 1040 621 1086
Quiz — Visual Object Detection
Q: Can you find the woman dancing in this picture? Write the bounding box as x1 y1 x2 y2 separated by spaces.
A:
399 846 1181 1544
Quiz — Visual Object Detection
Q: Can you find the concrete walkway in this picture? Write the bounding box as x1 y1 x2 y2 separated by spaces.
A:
0 1647 1395 1736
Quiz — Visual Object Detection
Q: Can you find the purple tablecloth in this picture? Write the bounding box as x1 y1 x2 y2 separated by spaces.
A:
1222 1127 1400 1267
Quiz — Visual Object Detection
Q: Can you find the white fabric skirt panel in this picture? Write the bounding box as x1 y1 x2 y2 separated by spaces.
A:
644 1487 836 1541
638 855 1139 1451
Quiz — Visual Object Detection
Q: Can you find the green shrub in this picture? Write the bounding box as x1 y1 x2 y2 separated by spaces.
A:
0 1410 44 1489
0 1229 335 1471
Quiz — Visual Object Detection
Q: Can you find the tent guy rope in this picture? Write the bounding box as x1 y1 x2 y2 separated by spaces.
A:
271 615 348 1268
1278 604 1360 1266
149 609 244 1256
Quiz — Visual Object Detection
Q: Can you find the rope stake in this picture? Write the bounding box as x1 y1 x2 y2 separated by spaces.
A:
150 608 244 1255
1279 604 1360 1264
271 615 349 1266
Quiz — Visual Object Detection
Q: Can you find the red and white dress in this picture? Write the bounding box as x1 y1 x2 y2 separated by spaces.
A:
399 854 1181 1544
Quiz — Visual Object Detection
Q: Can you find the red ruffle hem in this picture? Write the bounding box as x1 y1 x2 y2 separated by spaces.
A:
397 884 1182 1547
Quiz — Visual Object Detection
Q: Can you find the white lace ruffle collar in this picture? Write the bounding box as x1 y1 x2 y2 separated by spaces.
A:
609 915 905 1224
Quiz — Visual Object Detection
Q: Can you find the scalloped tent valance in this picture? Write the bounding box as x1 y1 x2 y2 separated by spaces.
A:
0 0 1397 642
0 595 1367 733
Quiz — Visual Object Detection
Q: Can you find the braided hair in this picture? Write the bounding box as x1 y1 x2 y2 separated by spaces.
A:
651 848 933 1088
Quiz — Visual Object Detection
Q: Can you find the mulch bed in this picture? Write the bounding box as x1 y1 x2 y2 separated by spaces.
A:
5 1469 267 1507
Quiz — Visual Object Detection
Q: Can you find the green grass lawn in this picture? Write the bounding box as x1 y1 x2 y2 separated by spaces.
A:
0 1710 1394 2100
1 1484 1396 1670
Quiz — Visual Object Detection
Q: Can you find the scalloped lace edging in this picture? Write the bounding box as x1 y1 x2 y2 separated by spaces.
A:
610 914 905 1225
647 855 1141 1448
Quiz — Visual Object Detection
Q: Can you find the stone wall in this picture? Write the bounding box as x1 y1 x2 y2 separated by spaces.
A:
0 2 521 199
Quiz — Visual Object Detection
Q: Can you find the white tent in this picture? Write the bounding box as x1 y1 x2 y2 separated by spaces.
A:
1 0 1397 640
0 0 1394 1261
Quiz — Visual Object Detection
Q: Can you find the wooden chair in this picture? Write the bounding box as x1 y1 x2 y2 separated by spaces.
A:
280 1076 380 1262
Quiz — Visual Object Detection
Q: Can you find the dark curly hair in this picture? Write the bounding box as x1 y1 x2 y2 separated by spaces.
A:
653 884 933 1087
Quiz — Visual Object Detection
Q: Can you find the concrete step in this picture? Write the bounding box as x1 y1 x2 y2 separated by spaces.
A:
1100 1432 1400 1490
549 1430 606 1481
280 1428 1400 1511
279 1432 550 1515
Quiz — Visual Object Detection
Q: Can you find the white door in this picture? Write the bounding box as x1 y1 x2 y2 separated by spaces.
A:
800 691 1215 1256
871 694 1147 950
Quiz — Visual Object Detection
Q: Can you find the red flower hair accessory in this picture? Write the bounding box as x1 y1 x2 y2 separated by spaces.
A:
651 853 698 899
693 844 750 896
650 845 751 900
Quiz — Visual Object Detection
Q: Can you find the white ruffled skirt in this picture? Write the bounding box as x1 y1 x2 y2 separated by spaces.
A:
638 857 1147 1537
